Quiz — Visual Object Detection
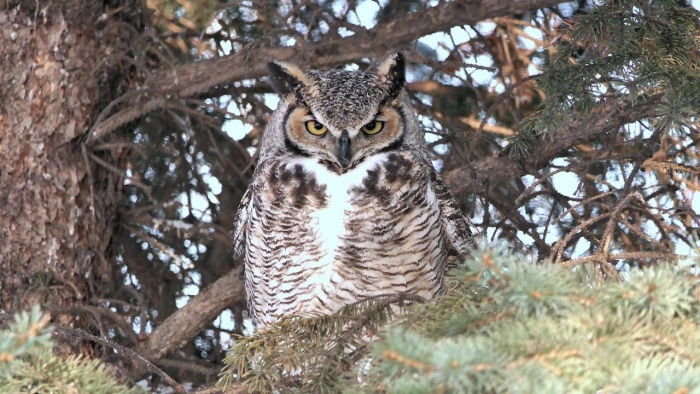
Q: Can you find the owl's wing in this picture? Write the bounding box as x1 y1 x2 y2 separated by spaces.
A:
430 169 475 264
232 187 253 260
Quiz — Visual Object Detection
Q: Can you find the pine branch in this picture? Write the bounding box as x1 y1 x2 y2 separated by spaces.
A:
50 324 186 393
218 293 423 393
0 306 143 394
350 243 700 393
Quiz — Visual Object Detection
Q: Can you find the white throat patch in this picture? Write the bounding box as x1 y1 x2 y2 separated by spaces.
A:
288 153 390 285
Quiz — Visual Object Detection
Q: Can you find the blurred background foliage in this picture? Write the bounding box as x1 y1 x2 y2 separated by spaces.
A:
85 0 700 388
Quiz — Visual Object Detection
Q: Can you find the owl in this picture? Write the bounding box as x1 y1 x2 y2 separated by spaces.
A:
233 53 474 328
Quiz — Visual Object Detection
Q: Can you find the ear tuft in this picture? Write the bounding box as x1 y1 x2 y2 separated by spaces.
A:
267 61 310 97
376 53 406 100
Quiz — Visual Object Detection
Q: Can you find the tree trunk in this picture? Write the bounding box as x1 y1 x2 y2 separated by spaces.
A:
0 1 142 351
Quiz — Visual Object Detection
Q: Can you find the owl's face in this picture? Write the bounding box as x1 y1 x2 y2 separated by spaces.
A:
267 54 407 172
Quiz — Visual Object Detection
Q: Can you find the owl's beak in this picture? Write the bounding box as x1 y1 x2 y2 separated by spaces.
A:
338 130 351 169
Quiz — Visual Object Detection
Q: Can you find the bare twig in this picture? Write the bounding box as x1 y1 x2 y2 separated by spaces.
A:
444 93 665 197
562 252 685 268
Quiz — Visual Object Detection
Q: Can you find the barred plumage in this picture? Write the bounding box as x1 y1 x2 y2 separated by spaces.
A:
234 53 474 328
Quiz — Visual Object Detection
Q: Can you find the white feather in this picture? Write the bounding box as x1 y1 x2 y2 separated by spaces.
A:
289 154 390 296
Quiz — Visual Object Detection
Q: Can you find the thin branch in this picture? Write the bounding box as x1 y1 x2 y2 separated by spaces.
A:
444 93 665 197
86 0 563 143
51 324 187 394
562 252 685 267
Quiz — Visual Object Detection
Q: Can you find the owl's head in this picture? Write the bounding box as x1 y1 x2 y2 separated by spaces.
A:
261 53 420 171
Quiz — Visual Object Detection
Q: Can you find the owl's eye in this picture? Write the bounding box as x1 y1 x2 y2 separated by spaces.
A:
305 120 328 136
361 121 384 135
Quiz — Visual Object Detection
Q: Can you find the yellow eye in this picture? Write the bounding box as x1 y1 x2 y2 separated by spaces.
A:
305 120 328 136
361 121 384 135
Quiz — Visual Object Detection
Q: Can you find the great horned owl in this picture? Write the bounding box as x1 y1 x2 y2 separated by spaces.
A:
234 53 474 328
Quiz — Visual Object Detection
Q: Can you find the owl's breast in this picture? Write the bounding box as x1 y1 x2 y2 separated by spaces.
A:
276 152 416 277
248 151 445 325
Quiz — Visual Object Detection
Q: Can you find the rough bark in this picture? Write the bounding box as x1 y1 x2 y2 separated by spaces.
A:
0 1 142 338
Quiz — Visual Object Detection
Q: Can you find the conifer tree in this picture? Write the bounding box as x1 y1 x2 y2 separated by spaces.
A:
1 0 699 392
218 241 700 393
